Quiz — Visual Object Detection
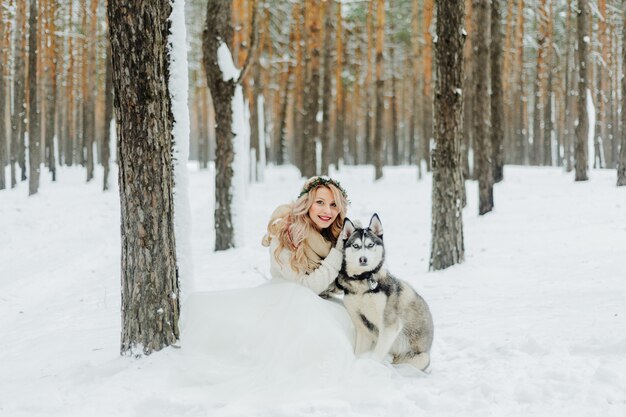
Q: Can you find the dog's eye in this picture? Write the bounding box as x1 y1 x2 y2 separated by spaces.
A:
366 243 375 249
352 243 361 249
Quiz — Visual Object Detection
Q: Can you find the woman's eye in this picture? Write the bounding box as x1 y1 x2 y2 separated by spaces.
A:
316 200 324 205
330 203 337 208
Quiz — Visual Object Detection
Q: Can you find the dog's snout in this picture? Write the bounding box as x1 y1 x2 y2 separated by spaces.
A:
359 256 368 265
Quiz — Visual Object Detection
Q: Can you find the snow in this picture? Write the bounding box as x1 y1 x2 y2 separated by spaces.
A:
231 83 250 247
1 164 626 417
217 42 240 82
168 0 194 297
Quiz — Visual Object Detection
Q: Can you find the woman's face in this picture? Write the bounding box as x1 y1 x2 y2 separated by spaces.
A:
308 187 339 230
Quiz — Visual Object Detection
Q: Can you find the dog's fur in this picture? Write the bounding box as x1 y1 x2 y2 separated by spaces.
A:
323 214 434 371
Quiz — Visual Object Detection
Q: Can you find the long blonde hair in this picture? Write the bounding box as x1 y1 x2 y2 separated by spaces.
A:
262 178 349 273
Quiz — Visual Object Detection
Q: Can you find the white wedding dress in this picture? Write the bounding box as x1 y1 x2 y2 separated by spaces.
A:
177 278 423 410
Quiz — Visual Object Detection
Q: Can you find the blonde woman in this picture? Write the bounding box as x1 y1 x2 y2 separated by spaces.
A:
182 176 357 399
262 176 349 294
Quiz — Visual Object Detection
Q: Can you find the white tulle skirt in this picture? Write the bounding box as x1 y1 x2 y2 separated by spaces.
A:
177 279 423 409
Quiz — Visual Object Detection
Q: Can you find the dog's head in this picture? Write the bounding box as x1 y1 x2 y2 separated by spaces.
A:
341 213 385 277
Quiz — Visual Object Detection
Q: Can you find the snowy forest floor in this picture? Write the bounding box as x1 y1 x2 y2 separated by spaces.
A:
1 164 625 417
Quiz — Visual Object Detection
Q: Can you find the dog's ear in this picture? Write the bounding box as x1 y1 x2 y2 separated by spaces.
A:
342 218 356 240
368 213 383 238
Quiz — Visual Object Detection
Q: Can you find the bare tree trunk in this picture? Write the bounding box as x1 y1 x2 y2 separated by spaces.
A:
11 0 27 186
364 0 374 165
108 0 180 355
575 0 589 181
490 0 504 182
389 0 399 166
320 0 333 176
617 0 626 186
430 0 465 271
564 0 574 171
473 0 493 214
302 0 322 178
0 4 6 190
203 0 237 250
44 0 58 182
28 0 41 196
103 42 113 191
410 0 420 171
422 0 434 172
373 0 385 180
333 0 344 170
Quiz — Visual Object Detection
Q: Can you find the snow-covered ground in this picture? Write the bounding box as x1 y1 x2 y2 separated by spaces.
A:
1 164 625 417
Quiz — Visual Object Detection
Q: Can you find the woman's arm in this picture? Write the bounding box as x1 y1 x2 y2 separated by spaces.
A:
269 241 343 294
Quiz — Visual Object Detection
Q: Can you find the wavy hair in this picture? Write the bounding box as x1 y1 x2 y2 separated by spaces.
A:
262 178 349 273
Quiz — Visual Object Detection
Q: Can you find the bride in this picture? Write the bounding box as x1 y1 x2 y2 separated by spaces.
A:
179 177 411 407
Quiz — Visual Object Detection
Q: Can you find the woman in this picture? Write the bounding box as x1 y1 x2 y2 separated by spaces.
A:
261 176 349 294
180 177 364 404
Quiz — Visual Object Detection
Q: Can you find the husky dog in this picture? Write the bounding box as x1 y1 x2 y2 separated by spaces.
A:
326 214 434 371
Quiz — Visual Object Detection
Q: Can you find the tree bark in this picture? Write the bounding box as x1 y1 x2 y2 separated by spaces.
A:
333 0 344 170
320 0 333 176
103 42 113 191
617 0 626 186
472 0 493 214
0 3 6 190
575 0 589 181
28 0 41 196
373 0 385 180
364 0 374 165
430 0 466 270
203 0 237 249
108 0 180 355
490 0 504 182
11 0 27 186
44 0 58 182
302 0 322 178
422 0 434 172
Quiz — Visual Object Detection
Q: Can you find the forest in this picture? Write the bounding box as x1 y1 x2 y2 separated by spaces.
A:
2 0 626 194
1 1 626 416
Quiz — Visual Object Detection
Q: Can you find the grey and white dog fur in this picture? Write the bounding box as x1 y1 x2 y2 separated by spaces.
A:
322 214 434 371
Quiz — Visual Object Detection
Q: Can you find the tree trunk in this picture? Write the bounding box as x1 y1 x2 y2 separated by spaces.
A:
430 0 466 271
44 0 58 182
617 0 626 186
422 0 434 172
514 0 527 165
333 0 344 170
320 0 333 176
389 0 398 166
65 0 76 166
108 0 180 355
103 43 113 191
302 0 322 178
0 4 6 190
364 0 374 165
472 0 493 214
575 0 589 181
11 0 27 186
28 0 41 196
203 0 238 250
373 0 385 180
564 0 574 171
490 0 504 182
410 0 420 171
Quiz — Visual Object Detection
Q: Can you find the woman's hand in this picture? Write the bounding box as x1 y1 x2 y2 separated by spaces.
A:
334 228 347 252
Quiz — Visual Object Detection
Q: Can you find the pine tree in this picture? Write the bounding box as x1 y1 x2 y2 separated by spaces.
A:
108 0 180 355
430 0 465 270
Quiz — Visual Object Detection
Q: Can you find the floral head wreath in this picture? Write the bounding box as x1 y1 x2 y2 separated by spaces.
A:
297 176 349 201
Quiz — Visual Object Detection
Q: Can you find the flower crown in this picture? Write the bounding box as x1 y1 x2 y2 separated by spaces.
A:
297 176 349 201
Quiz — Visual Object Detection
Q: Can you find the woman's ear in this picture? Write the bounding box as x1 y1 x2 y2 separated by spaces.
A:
368 213 383 237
